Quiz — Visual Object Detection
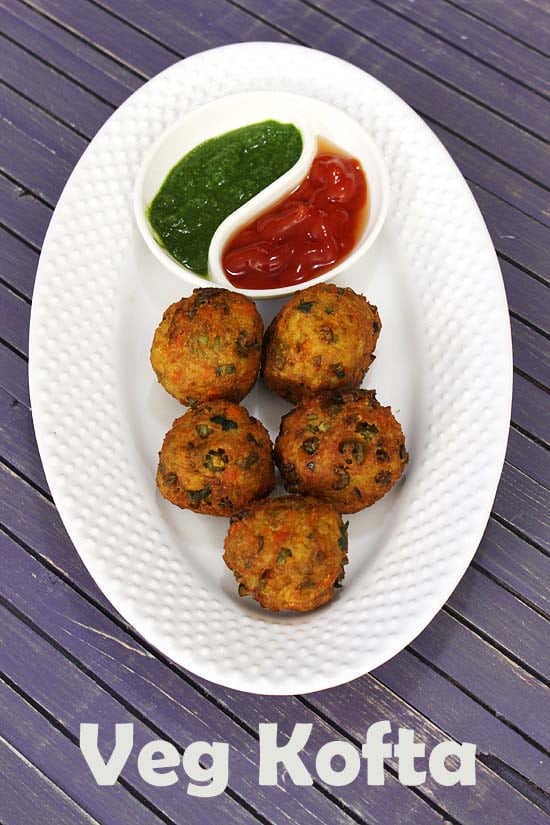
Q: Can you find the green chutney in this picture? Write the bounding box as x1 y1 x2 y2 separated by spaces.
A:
148 120 303 276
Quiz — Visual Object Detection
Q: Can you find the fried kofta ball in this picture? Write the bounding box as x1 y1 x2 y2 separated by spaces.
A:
262 283 381 404
275 389 408 513
157 400 275 516
150 287 263 406
224 495 348 612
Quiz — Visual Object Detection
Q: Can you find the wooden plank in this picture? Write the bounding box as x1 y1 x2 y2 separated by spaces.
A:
429 120 550 228
227 0 549 186
0 33 111 136
305 0 550 141
0 531 364 825
449 0 550 55
0 175 51 248
471 184 549 282
0 385 49 490
27 0 179 77
0 599 262 825
511 316 550 387
501 260 549 335
0 82 86 168
0 345 30 406
447 565 549 678
0 679 165 825
512 373 550 445
0 0 141 98
372 650 550 796
0 734 100 825
95 0 275 54
0 285 29 356
493 462 550 549
409 610 550 749
368 0 550 98
0 116 72 206
505 426 549 488
0 461 107 608
474 518 550 616
0 225 39 298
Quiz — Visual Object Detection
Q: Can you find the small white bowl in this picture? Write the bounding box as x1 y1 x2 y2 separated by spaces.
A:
134 91 389 299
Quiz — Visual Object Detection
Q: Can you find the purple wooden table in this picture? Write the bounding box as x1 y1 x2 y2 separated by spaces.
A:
1 1 549 823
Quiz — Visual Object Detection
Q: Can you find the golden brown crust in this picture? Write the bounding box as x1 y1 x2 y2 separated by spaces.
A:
223 495 348 612
150 287 263 406
261 283 380 404
274 389 408 513
157 400 275 516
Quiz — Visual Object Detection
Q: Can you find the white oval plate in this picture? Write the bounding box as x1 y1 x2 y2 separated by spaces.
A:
29 43 512 695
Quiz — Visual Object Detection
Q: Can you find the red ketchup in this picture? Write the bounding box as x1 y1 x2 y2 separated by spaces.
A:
222 149 367 289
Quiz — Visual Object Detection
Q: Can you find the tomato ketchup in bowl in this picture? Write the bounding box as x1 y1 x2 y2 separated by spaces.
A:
222 142 368 290
208 94 389 299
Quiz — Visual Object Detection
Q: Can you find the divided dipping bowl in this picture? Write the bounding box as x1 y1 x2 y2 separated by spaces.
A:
133 91 390 299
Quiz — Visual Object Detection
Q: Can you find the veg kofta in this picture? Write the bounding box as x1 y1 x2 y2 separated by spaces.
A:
275 389 408 513
224 495 348 612
150 287 263 406
157 400 275 516
262 283 380 403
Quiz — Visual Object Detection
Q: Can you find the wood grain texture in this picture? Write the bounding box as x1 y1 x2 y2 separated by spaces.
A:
0 225 39 298
0 285 29 356
449 0 550 55
510 317 550 386
0 346 30 406
26 0 179 76
1 0 141 97
410 610 550 750
0 175 51 248
0 115 73 206
474 519 549 616
505 426 549 488
367 0 550 97
0 82 86 167
0 734 100 825
0 679 165 825
512 373 550 445
494 462 550 549
0 601 263 825
446 565 549 678
0 33 112 136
